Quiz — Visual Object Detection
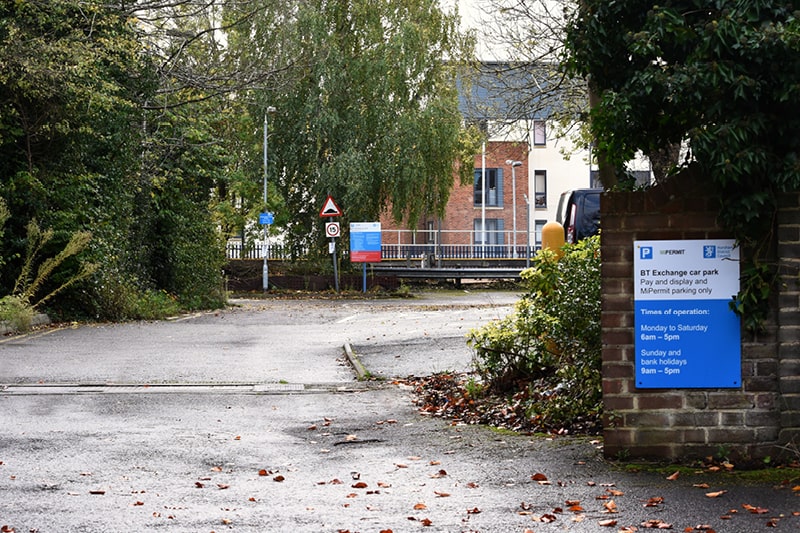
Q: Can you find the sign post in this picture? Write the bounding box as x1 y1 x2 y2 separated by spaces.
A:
634 239 741 388
350 222 382 293
319 195 343 292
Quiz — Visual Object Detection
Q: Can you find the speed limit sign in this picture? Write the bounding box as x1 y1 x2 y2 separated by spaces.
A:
325 222 341 238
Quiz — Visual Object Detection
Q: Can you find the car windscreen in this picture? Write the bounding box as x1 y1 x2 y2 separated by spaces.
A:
578 193 601 240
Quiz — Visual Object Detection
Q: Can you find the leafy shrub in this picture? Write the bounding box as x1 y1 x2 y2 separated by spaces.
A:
467 235 602 430
79 267 182 321
0 295 35 332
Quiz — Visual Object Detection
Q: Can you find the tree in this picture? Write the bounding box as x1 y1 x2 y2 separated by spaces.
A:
0 0 153 301
563 1 800 328
0 0 229 317
228 0 479 257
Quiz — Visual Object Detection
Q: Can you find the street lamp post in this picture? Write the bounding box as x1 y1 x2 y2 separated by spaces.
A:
523 194 531 268
506 160 522 258
262 106 276 292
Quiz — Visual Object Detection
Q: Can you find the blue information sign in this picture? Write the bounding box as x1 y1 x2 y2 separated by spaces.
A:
634 240 741 388
259 212 274 225
350 222 381 263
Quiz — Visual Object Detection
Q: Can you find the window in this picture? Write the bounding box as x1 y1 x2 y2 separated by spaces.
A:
533 120 546 146
535 220 547 247
474 218 504 245
474 168 504 207
534 170 547 208
425 220 436 244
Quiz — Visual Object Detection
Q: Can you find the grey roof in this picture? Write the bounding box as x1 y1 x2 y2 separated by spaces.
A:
458 61 574 122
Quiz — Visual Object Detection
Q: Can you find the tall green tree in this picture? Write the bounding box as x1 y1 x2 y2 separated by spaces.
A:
563 1 800 226
0 0 153 304
0 0 230 317
563 1 800 328
229 0 479 256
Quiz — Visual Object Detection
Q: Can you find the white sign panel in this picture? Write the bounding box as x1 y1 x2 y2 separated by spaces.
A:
634 239 741 388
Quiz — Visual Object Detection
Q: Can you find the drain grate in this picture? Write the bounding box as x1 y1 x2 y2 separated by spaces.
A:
0 382 379 395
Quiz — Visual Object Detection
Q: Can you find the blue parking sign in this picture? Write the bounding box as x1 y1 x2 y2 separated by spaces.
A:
634 239 740 388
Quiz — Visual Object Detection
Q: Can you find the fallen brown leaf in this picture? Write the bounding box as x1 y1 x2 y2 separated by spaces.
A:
666 471 680 480
705 490 727 498
603 500 618 513
597 518 617 527
414 503 427 510
641 519 672 529
645 496 664 507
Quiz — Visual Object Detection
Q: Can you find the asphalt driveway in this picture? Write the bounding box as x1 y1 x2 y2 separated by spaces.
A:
1 291 799 532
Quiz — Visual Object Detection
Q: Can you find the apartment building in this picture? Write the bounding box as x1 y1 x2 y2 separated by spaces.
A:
381 62 602 260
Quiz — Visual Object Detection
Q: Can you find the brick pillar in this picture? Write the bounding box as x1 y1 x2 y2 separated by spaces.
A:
601 168 782 461
778 191 800 444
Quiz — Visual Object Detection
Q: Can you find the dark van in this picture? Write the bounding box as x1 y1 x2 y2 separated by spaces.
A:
556 188 602 244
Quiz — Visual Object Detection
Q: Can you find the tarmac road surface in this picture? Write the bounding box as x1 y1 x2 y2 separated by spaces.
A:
1 290 799 532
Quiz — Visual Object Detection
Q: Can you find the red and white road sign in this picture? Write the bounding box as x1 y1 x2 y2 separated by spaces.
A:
325 222 341 238
319 195 343 217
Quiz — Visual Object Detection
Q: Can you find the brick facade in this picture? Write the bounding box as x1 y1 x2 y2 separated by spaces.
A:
600 168 800 461
382 141 529 245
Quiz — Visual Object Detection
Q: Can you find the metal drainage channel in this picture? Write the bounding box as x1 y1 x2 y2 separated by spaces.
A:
0 382 380 395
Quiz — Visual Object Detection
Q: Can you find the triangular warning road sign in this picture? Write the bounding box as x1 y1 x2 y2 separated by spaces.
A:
319 195 343 217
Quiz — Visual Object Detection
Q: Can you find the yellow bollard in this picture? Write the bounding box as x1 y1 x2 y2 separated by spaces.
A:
541 221 565 259
540 220 565 356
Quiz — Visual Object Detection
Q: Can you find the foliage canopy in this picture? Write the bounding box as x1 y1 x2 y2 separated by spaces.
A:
563 1 800 329
0 0 477 316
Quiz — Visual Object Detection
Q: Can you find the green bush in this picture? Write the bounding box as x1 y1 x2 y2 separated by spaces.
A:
467 235 602 429
0 295 35 332
79 267 182 321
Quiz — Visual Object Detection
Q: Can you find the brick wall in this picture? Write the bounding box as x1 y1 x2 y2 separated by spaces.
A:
381 141 529 245
601 167 789 461
778 191 800 446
